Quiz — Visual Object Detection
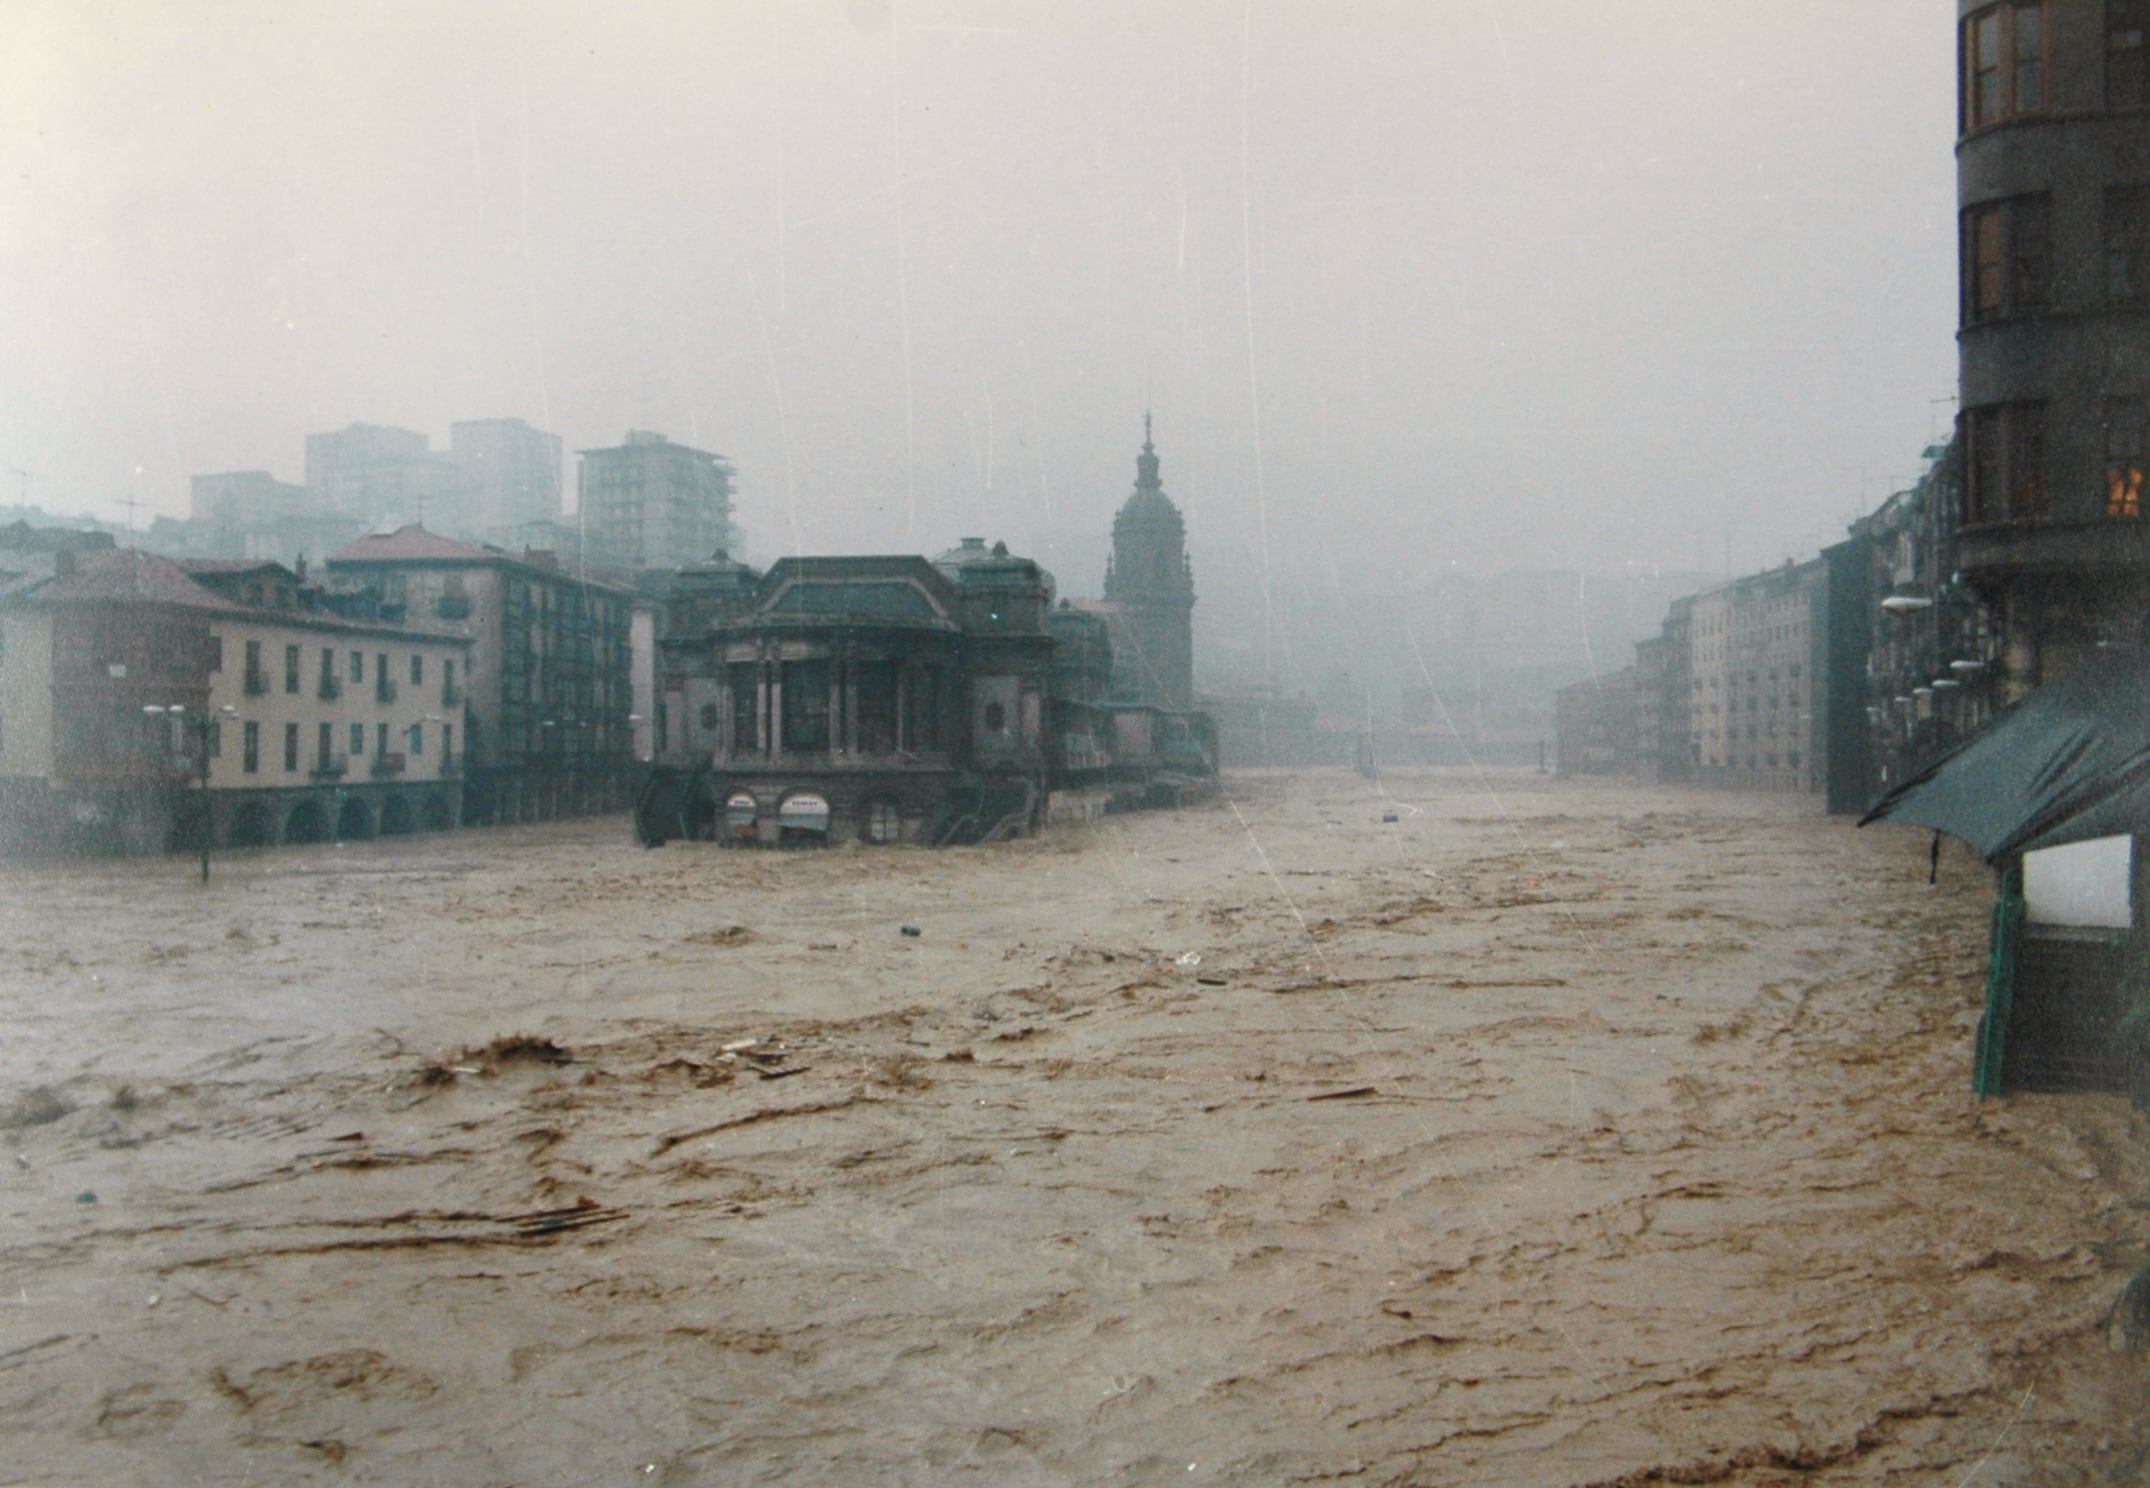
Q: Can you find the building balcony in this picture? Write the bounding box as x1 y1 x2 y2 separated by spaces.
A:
376 676 398 704
311 756 349 780
435 594 472 620
317 674 342 701
243 668 270 697
371 751 407 778
441 681 462 707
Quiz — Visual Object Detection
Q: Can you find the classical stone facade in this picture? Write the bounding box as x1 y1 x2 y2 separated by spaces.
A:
648 545 1057 847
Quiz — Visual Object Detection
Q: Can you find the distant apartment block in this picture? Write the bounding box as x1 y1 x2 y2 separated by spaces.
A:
576 431 735 573
448 418 564 536
1685 560 1828 794
190 471 304 531
305 423 461 530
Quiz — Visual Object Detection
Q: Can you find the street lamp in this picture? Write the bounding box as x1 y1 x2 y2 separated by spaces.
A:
144 703 236 881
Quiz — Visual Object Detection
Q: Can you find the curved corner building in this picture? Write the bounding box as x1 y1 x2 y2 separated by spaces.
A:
1955 0 2150 694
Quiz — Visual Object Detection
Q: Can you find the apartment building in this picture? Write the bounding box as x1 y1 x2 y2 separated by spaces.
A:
1681 561 1828 794
575 431 736 572
327 525 636 824
0 542 467 856
1956 0 2150 692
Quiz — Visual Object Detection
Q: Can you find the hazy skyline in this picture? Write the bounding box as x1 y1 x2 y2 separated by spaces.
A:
2 0 1958 593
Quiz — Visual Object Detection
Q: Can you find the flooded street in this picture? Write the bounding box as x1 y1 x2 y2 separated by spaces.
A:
2 769 2146 1485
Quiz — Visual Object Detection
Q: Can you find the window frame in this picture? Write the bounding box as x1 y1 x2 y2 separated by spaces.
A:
2111 0 2150 109
1962 2 2049 132
2107 397 2147 517
1962 194 2051 324
1963 401 2051 524
2106 185 2150 305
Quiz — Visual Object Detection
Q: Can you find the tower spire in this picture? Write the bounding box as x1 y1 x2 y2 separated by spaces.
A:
1136 414 1160 490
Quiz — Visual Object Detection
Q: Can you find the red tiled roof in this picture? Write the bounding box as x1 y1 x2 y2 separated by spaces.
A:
176 558 294 576
41 548 254 613
330 524 493 563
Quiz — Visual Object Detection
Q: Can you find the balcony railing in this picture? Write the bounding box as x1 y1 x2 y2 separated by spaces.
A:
310 755 348 780
243 668 270 696
441 681 462 707
317 674 342 701
376 676 398 704
370 751 407 778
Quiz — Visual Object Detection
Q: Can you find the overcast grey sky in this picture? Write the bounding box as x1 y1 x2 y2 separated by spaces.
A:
1 0 1957 588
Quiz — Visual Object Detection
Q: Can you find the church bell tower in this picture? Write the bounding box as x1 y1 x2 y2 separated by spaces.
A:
1102 415 1196 710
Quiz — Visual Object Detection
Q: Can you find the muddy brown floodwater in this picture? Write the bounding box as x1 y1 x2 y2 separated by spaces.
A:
1 769 2147 1485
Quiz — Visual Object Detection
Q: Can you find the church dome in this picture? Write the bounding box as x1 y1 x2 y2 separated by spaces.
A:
1112 416 1184 535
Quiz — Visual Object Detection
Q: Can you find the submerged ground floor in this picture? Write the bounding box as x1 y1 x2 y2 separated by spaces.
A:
1 771 2145 1484
0 760 637 857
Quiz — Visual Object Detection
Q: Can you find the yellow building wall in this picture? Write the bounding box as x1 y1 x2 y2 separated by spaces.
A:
204 619 469 791
0 611 55 778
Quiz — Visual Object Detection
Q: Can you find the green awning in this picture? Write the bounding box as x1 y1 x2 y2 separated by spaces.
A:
1860 652 2150 861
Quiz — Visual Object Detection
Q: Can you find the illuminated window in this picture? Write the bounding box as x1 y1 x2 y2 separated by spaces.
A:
1963 3 2047 131
2107 398 2146 517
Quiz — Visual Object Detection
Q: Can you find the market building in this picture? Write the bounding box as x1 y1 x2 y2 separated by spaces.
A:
645 544 1062 847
